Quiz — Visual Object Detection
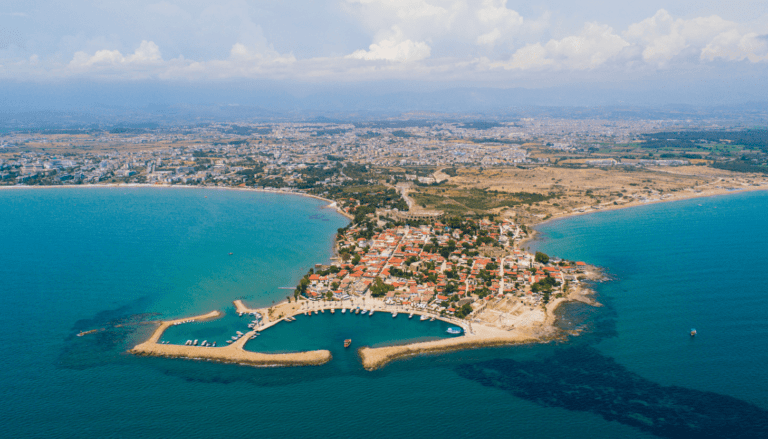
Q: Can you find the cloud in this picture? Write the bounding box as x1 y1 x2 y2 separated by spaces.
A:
701 31 768 62
69 40 162 68
346 26 431 62
501 22 628 70
623 9 737 65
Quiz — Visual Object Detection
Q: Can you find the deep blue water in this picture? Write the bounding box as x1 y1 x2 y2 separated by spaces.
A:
1 187 767 438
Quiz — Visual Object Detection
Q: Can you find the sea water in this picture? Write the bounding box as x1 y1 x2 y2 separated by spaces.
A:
2 187 767 438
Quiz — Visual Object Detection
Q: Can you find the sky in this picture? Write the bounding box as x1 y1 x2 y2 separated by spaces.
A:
2 1 768 109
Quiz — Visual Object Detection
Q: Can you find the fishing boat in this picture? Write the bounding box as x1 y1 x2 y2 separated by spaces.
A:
193 339 198 346
355 308 360 314
420 315 429 321
446 327 462 335
344 339 352 348
690 328 697 337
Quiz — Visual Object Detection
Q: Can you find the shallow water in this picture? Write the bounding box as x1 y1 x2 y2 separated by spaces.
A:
2 187 766 438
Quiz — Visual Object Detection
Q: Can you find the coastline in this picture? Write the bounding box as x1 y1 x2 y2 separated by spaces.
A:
0 183 355 221
531 183 768 229
30 180 765 369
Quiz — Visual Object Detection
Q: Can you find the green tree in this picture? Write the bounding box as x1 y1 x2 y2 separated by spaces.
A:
370 277 394 297
535 251 550 264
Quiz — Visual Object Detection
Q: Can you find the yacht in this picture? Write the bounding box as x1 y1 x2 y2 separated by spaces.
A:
446 327 462 335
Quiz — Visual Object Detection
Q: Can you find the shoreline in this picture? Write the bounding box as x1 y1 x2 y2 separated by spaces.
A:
128 309 332 367
37 180 764 369
0 183 355 221
531 183 768 229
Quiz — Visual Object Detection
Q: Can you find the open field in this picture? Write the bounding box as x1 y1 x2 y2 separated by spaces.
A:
408 165 768 223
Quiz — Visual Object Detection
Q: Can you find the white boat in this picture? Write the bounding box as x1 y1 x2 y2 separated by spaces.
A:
226 340 233 344
201 340 207 346
369 310 374 316
342 308 346 314
212 342 216 347
236 331 243 335
429 317 435 321
193 339 198 346
420 315 429 321
361 309 368 315
409 313 414 319
314 310 318 315
446 327 462 335
355 308 360 314
392 312 398 318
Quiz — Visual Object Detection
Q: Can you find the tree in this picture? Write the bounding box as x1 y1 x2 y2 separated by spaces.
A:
535 251 550 264
370 277 394 298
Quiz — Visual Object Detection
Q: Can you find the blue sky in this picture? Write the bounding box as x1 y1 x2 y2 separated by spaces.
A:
1 1 767 106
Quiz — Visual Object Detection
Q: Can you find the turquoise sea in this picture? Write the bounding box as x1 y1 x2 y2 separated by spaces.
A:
1 187 767 438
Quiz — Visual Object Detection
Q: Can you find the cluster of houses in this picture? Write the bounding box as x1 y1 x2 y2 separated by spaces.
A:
299 217 587 317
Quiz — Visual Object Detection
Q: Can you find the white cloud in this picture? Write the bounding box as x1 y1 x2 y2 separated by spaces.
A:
501 22 628 70
623 9 737 65
701 31 768 62
69 40 162 68
346 26 431 62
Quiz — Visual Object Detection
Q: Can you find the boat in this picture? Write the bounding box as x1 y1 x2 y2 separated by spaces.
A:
409 313 414 319
193 339 198 346
429 317 435 321
420 315 429 321
361 309 367 315
321 309 325 313
355 308 360 314
229 252 233 255
330 309 335 314
236 331 243 335
446 327 462 335
341 308 346 314
201 340 207 346
369 310 374 316
226 340 233 344
344 339 352 348
314 310 318 315
392 312 398 318
212 342 216 347
691 328 697 337
250 334 257 339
